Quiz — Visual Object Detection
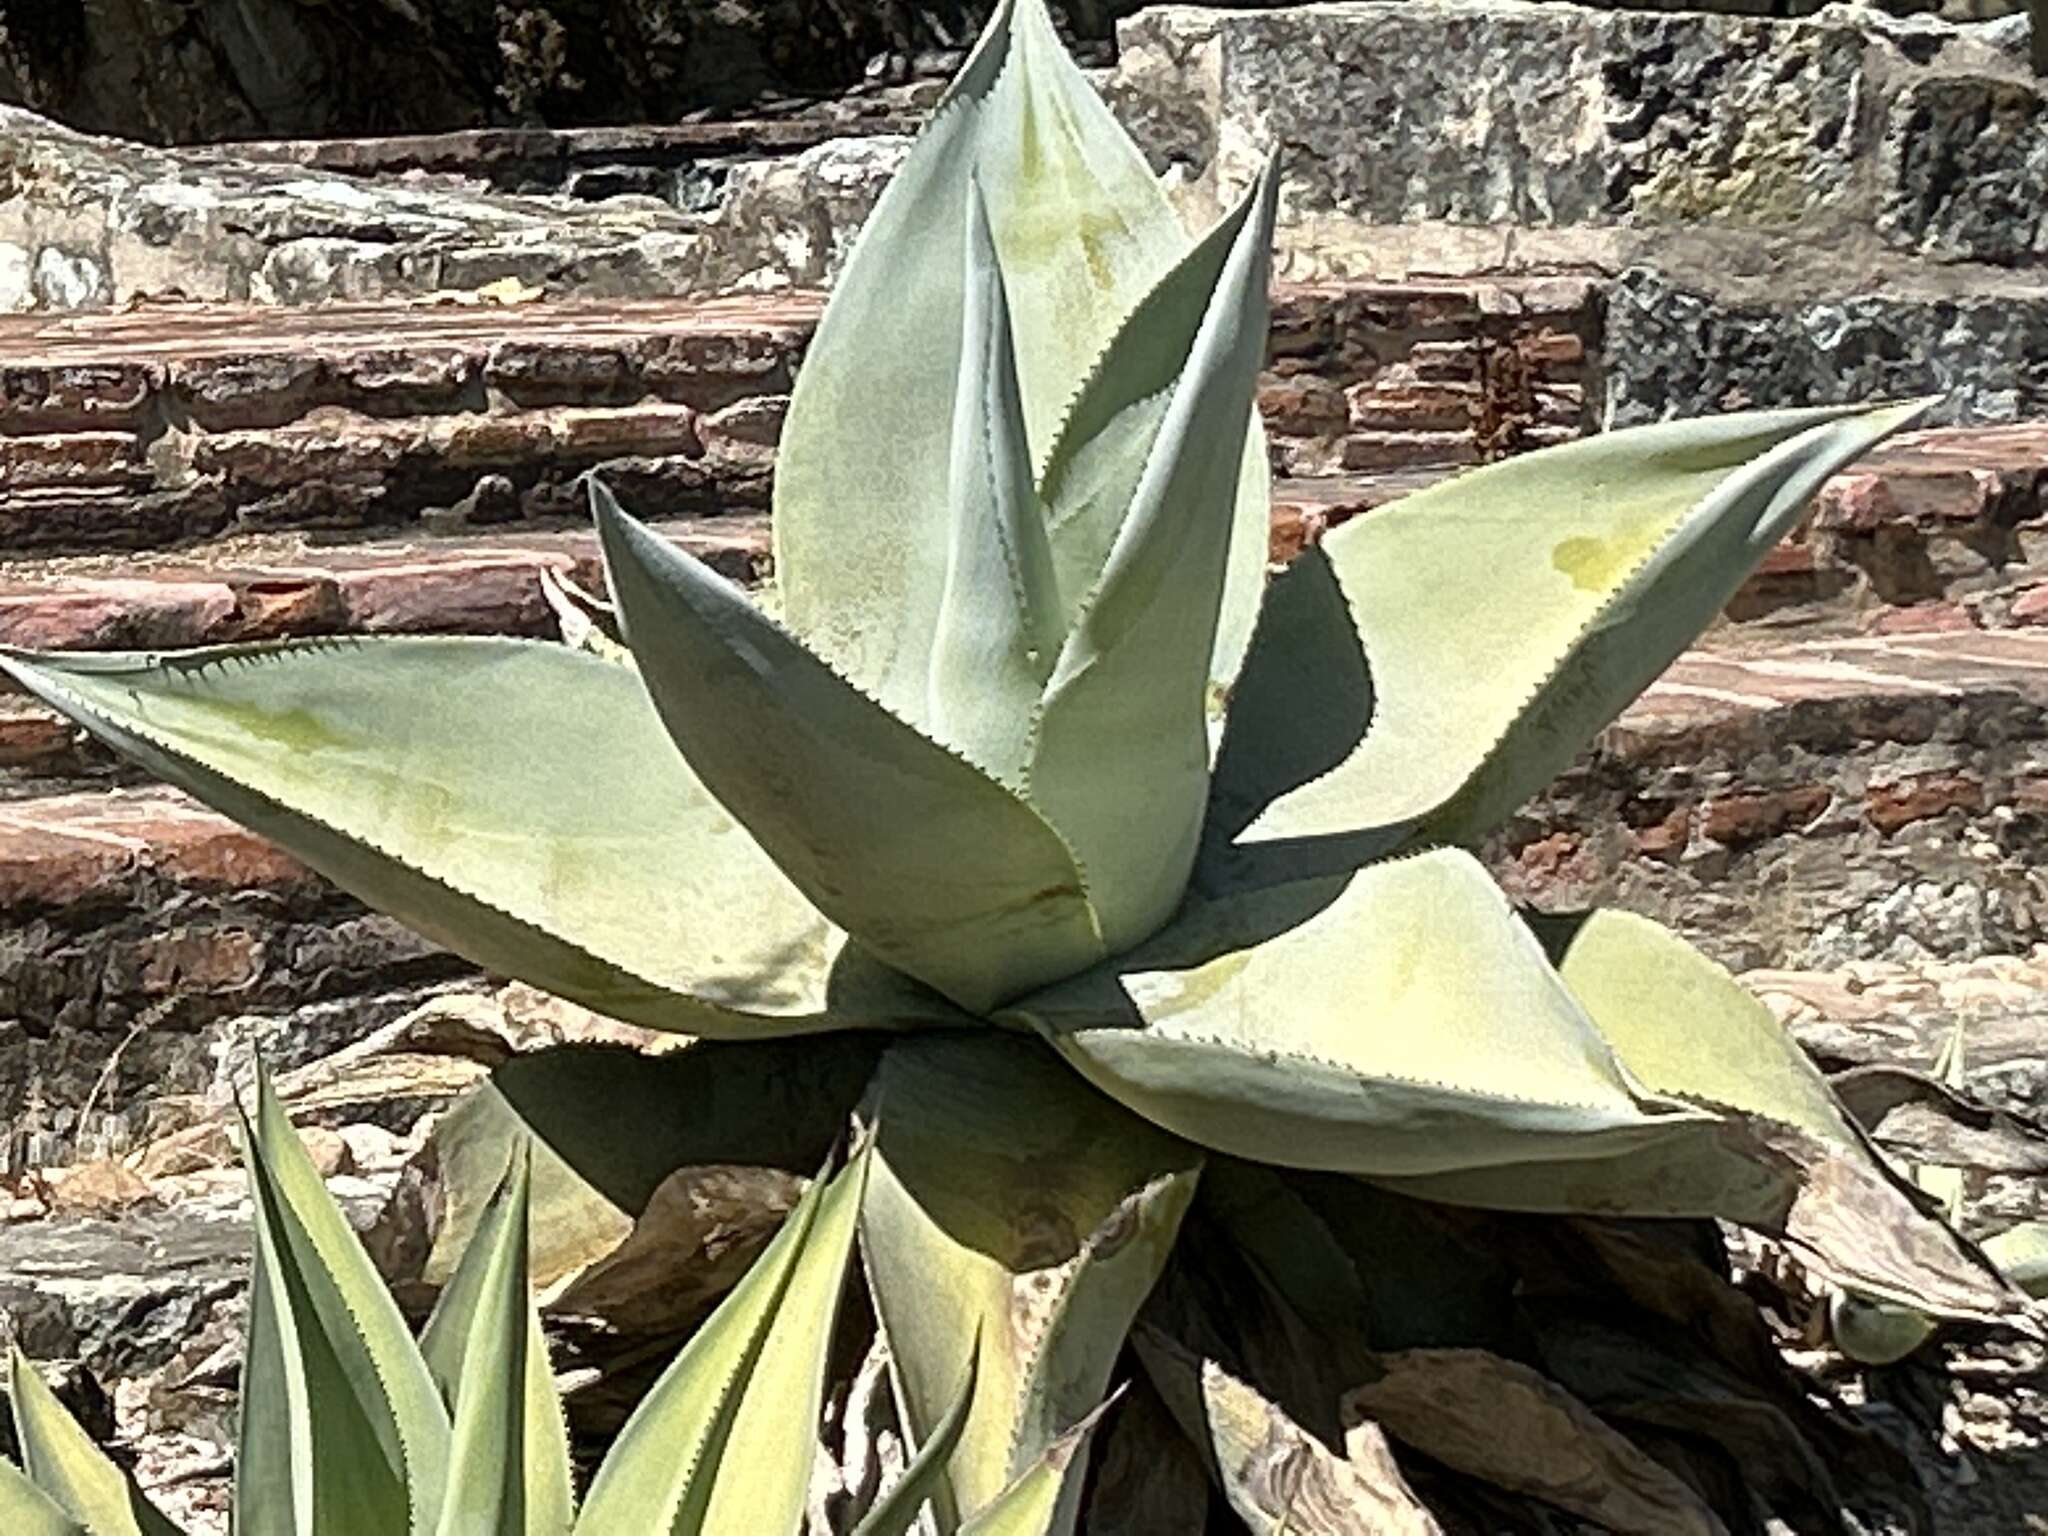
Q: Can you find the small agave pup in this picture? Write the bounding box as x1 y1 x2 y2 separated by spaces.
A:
0 1065 992 1536
0 0 2031 1530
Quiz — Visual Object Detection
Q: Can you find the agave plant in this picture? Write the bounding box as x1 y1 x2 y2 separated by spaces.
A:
0 0 2028 1529
0 1065 1006 1536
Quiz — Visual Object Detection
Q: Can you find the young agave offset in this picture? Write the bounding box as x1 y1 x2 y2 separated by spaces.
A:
0 0 2029 1529
0 1068 976 1536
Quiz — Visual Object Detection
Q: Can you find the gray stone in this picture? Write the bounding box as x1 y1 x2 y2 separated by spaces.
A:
1114 2 1869 236
0 106 914 313
1881 73 2048 265
1602 266 2048 425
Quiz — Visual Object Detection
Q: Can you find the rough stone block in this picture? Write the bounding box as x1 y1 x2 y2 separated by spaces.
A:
1602 267 2048 425
1881 73 2048 265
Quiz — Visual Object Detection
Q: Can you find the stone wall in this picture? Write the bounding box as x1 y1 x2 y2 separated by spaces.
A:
1110 0 2047 422
2 2 2041 424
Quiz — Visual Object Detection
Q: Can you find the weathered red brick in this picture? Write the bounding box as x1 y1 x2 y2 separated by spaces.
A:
0 433 142 490
138 929 265 993
1341 431 1479 472
1628 803 1693 865
1258 377 1350 439
0 580 238 650
1869 602 1978 635
1701 787 1831 846
1865 773 1984 835
333 554 566 634
2009 585 2048 626
697 395 786 451
1347 382 1476 433
0 821 137 909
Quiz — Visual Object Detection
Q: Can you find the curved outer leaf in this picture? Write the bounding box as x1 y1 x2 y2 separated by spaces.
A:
1007 849 1705 1177
858 1036 1200 1528
1377 911 2024 1324
238 1068 451 1534
774 0 1271 727
572 1151 867 1536
1025 161 1280 954
0 639 937 1038
1228 402 1929 852
596 486 1104 1012
848 1338 980 1536
7 1351 179 1536
421 1037 881 1293
0 1458 86 1536
927 181 1065 778
426 1153 574 1536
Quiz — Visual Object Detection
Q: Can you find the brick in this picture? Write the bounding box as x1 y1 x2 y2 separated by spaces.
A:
2010 585 2048 626
1347 382 1476 433
0 433 142 490
1627 802 1693 865
333 555 567 635
1865 773 1985 835
1701 787 1831 846
0 580 238 650
1869 602 1978 635
699 395 787 451
1341 430 1479 472
0 819 136 909
1258 377 1350 439
138 929 265 994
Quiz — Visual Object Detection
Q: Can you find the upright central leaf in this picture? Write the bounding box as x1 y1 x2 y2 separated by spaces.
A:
1025 165 1280 951
927 183 1065 778
772 0 1273 737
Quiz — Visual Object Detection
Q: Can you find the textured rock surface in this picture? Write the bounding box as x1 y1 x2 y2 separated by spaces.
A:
1604 266 2048 425
0 106 911 312
1111 1 2047 422
1113 1 2042 270
1491 630 2048 973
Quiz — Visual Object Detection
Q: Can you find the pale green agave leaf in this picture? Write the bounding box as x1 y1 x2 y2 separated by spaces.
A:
572 1151 866 1536
426 1151 575 1536
1985 1222 2048 1297
771 3 1012 718
1039 173 1268 642
955 1403 1114 1536
775 0 1270 726
0 639 938 1038
848 1337 979 1536
859 1036 1199 1527
1008 848 1705 1177
1223 403 1930 853
7 1350 180 1536
927 180 1065 779
1026 161 1280 954
0 1457 86 1536
1378 911 2023 1324
595 484 1104 1012
238 1068 451 1533
1828 1294 1937 1367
